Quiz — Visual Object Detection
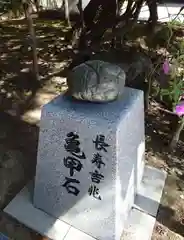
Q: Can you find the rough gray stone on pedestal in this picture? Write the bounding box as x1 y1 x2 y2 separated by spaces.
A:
33 87 145 240
67 60 126 103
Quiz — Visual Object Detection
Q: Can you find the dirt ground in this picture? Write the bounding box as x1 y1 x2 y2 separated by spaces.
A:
0 18 184 240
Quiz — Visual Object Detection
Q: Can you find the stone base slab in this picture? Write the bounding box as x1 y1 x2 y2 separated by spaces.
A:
121 208 156 240
134 166 167 217
3 166 167 240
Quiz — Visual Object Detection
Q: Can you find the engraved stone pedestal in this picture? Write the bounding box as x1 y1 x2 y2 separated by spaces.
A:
4 87 167 240
33 87 145 240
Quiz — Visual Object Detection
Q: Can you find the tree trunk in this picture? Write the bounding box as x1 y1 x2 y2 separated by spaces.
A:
147 0 158 28
33 0 40 13
123 0 134 18
72 0 117 49
64 0 71 27
78 0 84 29
170 117 184 150
71 0 158 51
22 0 40 82
111 0 121 48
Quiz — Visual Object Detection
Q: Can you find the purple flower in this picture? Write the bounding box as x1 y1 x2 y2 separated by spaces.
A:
162 60 170 75
175 101 184 117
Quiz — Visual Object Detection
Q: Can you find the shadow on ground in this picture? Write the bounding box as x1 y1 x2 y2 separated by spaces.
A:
0 18 73 117
144 102 184 239
0 111 44 240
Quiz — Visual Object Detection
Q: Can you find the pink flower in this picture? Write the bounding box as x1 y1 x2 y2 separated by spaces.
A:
175 101 184 117
162 60 170 75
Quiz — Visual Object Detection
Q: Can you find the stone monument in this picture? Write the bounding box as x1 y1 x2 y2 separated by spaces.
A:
33 60 144 239
4 60 167 240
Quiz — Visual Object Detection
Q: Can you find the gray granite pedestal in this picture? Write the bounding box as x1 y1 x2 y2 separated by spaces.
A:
4 87 167 240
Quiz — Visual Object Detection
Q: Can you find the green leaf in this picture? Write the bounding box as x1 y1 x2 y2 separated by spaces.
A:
160 89 169 96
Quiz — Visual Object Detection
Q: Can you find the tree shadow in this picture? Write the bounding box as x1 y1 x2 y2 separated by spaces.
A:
0 18 74 117
0 111 39 210
145 103 184 174
156 205 184 237
156 173 184 237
